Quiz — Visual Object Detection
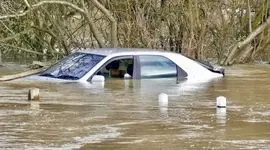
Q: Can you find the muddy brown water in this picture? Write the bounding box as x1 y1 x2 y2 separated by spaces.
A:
0 64 270 149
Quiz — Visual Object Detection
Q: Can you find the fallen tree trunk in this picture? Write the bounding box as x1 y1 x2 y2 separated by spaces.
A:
237 44 254 63
222 17 270 65
0 68 45 82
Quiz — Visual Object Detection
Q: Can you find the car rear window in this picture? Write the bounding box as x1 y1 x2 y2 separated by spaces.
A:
139 55 177 78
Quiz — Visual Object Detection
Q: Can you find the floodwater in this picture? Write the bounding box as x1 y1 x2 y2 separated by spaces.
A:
0 63 270 150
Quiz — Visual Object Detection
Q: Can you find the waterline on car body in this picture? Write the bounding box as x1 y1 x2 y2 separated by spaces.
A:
25 48 224 83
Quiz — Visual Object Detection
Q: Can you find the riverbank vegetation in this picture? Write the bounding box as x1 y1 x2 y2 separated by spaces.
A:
0 0 269 65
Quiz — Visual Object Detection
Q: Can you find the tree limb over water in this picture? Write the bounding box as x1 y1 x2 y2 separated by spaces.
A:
222 17 270 65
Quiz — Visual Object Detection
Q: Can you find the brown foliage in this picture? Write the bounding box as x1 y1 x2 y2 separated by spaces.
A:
0 0 269 65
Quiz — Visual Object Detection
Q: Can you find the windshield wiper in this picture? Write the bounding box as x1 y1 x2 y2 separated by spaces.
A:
40 73 79 80
40 73 56 78
57 75 79 80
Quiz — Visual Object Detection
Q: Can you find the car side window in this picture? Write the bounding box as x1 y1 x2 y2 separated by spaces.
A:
139 55 178 78
95 58 134 79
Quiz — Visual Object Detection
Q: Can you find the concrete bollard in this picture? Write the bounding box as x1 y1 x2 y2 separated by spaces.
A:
216 96 227 125
28 88 40 101
216 96 226 108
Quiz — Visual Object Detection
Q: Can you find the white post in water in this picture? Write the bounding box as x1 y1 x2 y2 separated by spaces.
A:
216 96 227 124
216 96 226 108
28 88 40 101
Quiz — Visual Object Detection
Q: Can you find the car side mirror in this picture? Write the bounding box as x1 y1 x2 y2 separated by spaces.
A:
91 75 105 83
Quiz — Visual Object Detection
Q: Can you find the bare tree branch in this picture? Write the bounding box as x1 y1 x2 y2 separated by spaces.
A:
222 17 270 65
0 20 15 34
31 26 56 37
81 0 105 48
24 0 31 8
0 1 85 20
0 0 107 48
0 30 30 42
91 0 118 47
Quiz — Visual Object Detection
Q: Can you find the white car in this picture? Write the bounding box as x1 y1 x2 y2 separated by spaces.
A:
26 48 224 83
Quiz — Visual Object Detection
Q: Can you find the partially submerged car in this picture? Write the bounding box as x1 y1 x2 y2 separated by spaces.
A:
26 48 224 83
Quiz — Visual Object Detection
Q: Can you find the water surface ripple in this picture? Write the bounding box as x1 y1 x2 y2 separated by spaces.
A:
0 64 270 149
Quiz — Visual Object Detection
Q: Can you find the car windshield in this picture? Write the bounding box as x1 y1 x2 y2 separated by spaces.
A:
40 52 105 80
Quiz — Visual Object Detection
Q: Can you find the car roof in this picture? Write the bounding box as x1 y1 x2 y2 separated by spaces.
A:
76 48 173 56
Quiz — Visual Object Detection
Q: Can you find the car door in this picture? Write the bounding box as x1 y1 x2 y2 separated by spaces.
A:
136 55 187 81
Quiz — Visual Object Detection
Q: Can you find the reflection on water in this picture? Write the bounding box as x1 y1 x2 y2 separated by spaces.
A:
0 64 270 149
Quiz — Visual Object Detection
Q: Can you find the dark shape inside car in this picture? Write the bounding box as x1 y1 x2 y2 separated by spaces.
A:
96 58 134 79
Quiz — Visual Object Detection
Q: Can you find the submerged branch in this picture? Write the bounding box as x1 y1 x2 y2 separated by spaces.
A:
222 17 270 65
